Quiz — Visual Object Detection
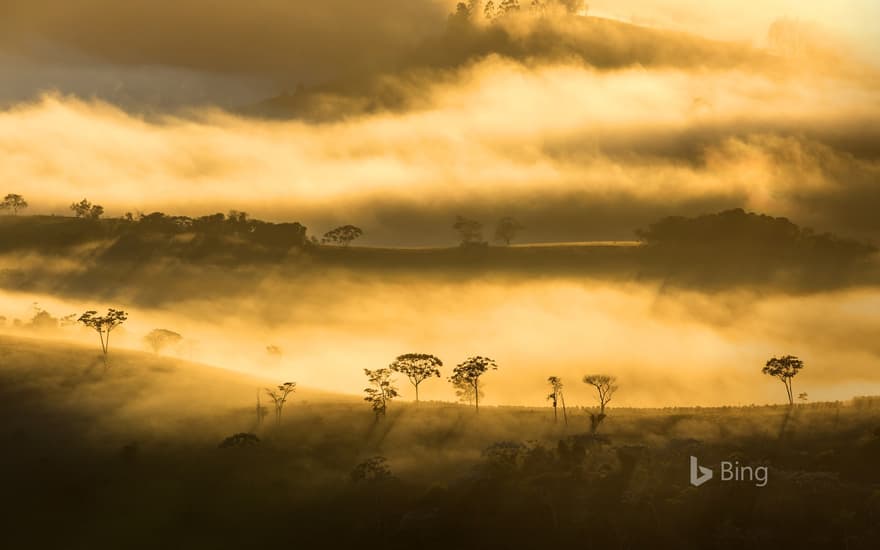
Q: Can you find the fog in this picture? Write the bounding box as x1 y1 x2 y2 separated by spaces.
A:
3 274 878 408
2 1 878 408
2 2 879 243
2 57 879 243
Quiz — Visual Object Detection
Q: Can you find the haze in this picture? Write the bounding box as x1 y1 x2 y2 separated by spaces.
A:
1 0 878 406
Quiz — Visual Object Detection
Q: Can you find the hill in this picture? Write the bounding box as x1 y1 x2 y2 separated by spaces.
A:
0 210 876 301
2 335 880 548
0 334 348 446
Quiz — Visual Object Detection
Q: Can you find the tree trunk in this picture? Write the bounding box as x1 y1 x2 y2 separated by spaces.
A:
97 331 106 355
474 381 479 413
561 393 568 426
415 383 420 405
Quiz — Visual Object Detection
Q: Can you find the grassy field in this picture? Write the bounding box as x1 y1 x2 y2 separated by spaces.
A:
2 335 879 548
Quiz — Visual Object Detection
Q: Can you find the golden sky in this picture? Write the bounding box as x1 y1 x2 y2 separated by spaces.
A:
1 1 878 405
1 1 878 244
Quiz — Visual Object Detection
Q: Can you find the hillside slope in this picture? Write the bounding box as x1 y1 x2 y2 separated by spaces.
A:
0 334 348 447
2 335 879 549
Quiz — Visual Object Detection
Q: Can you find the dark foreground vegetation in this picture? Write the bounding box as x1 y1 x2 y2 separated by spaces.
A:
1 336 878 549
0 209 876 300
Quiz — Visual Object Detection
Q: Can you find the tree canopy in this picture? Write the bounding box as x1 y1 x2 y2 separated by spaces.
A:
144 328 183 354
363 368 399 418
322 225 363 246
78 309 128 364
389 353 443 403
453 215 484 245
449 356 497 411
763 355 804 406
0 194 28 215
637 209 875 261
582 374 617 412
494 216 524 245
265 382 297 425
70 199 104 219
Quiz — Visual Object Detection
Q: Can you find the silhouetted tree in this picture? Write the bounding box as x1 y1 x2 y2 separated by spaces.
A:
29 304 58 330
499 0 521 14
226 210 250 224
484 0 496 19
547 376 568 425
450 2 473 24
70 199 104 219
363 368 399 418
322 225 363 246
450 356 497 412
483 441 526 476
453 377 484 405
265 382 296 425
763 355 804 406
583 374 617 433
218 432 260 448
0 193 28 215
59 313 78 327
453 215 483 245
77 309 128 365
143 328 182 354
255 389 269 428
556 0 586 13
798 392 809 404
389 353 443 404
495 216 524 245
351 456 394 483
222 210 252 237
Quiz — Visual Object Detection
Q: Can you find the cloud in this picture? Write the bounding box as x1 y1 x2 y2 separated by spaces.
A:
1 55 878 243
4 278 879 408
3 1 875 112
0 0 447 79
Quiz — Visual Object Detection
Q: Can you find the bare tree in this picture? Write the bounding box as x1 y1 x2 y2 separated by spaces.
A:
77 309 128 366
583 374 617 433
0 194 28 215
763 355 804 406
265 382 296 426
547 376 568 425
494 216 524 245
143 328 182 354
363 368 399 418
389 353 442 404
449 356 497 412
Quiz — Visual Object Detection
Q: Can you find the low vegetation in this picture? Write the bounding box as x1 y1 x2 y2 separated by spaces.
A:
1 335 877 549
